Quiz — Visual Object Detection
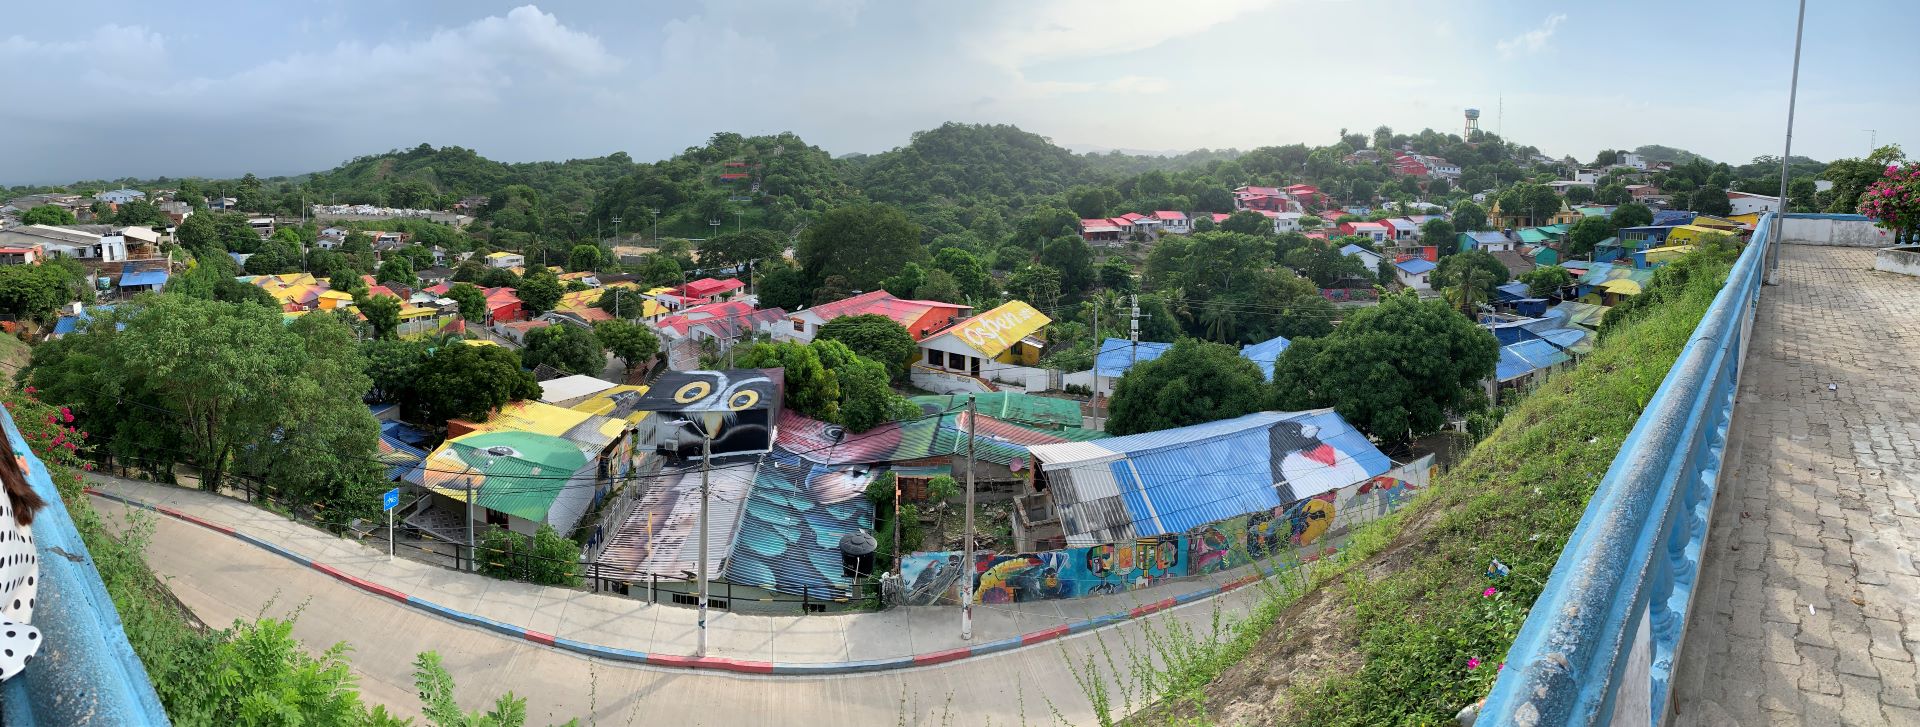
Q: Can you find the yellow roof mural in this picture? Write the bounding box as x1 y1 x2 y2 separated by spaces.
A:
398 305 439 319
1642 245 1694 264
485 251 519 260
1597 279 1644 294
461 339 501 347
938 300 1050 358
556 288 601 311
569 384 653 426
1688 215 1742 230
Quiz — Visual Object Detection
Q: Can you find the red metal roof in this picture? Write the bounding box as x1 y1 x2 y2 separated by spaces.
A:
677 277 745 298
1152 210 1187 221
803 290 969 332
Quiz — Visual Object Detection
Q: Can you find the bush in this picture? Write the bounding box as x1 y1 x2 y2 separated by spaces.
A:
477 525 582 587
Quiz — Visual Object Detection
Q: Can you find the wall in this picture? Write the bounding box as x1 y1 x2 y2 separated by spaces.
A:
899 456 1433 606
910 365 994 395
1873 246 1920 277
1778 213 1894 248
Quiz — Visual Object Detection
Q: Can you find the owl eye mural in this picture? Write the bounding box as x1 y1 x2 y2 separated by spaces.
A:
636 369 783 459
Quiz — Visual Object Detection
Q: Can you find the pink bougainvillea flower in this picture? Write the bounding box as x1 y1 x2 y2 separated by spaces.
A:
83 462 94 471
60 408 73 423
1483 586 1498 597
1497 663 1505 672
1468 657 1481 670
23 386 34 395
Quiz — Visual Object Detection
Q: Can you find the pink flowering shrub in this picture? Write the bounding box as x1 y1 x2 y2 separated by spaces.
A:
4 388 92 501
1858 163 1920 237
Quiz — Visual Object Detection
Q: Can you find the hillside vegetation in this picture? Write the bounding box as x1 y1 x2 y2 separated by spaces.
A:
1116 244 1739 726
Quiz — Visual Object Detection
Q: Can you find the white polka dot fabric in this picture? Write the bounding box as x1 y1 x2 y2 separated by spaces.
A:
0 462 42 681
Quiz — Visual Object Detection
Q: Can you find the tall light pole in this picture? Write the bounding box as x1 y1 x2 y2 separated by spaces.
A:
612 216 622 241
1769 0 1807 285
960 394 977 640
648 208 659 243
675 419 715 657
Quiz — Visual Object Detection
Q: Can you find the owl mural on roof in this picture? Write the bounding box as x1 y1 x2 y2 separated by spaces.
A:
636 369 783 458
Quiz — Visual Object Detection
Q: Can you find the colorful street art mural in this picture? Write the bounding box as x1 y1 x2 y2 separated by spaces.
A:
896 457 1432 605
635 369 782 458
725 452 875 599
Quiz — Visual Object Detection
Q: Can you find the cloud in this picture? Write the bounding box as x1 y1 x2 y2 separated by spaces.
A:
962 0 1273 98
1497 13 1565 59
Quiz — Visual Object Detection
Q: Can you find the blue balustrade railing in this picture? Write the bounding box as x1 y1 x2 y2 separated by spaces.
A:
0 407 170 725
1479 214 1772 726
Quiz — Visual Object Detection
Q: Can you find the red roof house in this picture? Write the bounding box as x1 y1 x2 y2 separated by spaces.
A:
786 290 972 342
674 277 746 303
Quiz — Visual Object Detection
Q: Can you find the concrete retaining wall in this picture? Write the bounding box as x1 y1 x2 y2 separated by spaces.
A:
1875 246 1920 277
1778 213 1895 247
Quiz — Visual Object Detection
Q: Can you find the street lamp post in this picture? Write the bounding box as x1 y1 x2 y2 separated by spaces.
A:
674 419 716 657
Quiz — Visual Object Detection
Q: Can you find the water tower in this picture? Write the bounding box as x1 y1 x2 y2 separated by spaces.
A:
1464 108 1481 139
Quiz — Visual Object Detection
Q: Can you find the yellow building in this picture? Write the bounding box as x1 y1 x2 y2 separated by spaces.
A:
916 300 1051 375
1489 199 1581 230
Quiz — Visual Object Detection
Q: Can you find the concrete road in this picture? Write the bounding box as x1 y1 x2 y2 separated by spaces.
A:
97 498 1272 725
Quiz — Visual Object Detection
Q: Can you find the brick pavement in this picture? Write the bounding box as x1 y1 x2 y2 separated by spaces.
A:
1673 245 1920 726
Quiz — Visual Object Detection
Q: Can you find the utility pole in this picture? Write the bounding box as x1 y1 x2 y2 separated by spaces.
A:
696 424 712 656
649 209 659 243
613 217 622 242
468 460 488 572
1770 0 1807 286
960 394 977 640
1128 294 1143 368
1092 302 1100 421
1863 129 1877 156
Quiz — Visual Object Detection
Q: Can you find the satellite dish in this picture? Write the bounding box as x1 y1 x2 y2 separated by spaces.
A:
486 445 516 457
839 531 877 556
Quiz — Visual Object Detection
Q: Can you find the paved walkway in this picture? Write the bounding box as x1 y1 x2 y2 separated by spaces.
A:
1674 246 1920 726
86 475 1317 723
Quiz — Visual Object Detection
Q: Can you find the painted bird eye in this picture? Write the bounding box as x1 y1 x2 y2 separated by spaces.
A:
728 390 759 410
674 381 712 404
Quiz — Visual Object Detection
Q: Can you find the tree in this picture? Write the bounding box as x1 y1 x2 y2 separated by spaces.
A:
1271 292 1499 443
1564 185 1596 205
414 343 541 425
1859 161 1920 238
700 229 784 273
1066 185 1115 219
818 314 917 380
362 338 429 406
446 282 488 324
1498 182 1561 227
1006 264 1063 310
816 340 919 432
1039 234 1095 291
1219 210 1274 236
1564 216 1618 258
1689 186 1733 216
1284 243 1369 288
594 319 659 375
566 244 602 272
21 204 75 226
1596 183 1630 205
376 255 415 289
1430 249 1510 301
175 213 221 256
521 323 604 375
932 248 993 302
589 286 644 319
1519 265 1574 297
1612 202 1654 229
735 341 839 422
451 258 485 283
1106 340 1269 436
1427 177 1452 198
1419 218 1456 247
0 263 80 322
1011 206 1081 249
516 266 563 316
915 269 964 302
356 291 402 339
881 262 927 299
1450 200 1488 232
798 203 925 290
479 267 521 289
1097 258 1135 292
244 239 302 275
755 260 812 311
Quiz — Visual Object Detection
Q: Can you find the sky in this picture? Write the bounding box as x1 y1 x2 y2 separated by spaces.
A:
5 0 1917 184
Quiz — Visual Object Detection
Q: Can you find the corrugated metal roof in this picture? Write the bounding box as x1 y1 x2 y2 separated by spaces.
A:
1497 339 1573 382
1239 336 1291 381
725 452 874 599
594 459 756 580
1094 337 1172 378
909 392 1084 429
1033 410 1391 540
1395 258 1437 274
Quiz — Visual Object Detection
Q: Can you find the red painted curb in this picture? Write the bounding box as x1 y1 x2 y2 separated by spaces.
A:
524 630 556 647
911 647 972 666
1128 598 1177 618
1020 625 1069 645
340 573 410 603
646 654 775 673
173 511 236 535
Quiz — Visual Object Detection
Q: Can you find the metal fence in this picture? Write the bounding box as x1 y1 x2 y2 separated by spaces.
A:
1479 213 1770 726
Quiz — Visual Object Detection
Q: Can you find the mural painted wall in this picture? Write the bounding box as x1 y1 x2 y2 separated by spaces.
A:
897 456 1433 606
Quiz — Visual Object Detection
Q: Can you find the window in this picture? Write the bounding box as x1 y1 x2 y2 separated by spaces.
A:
925 349 943 367
486 508 508 527
791 318 805 333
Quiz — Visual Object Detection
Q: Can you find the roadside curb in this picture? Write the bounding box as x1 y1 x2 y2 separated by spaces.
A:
87 486 1313 676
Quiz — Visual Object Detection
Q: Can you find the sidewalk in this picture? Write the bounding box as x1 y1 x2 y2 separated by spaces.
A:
85 473 1306 673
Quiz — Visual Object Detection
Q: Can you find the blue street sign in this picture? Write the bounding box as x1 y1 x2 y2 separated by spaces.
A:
382 488 401 512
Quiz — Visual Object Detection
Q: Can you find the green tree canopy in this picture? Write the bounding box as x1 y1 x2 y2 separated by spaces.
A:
355 291 402 339
1419 218 1455 247
932 248 994 302
1450 200 1488 231
1564 216 1618 258
1271 292 1499 443
1689 186 1733 216
521 323 604 375
1430 249 1510 300
798 203 925 291
1519 265 1574 297
1564 185 1596 205
700 229 784 272
754 259 812 311
1039 234 1095 291
735 340 839 422
1106 339 1270 436
375 255 415 289
1612 202 1654 229
516 265 563 316
811 339 919 432
414 342 542 425
0 262 80 322
818 313 917 379
1219 210 1274 236
594 318 660 375
446 282 488 323
21 204 76 226
567 244 603 272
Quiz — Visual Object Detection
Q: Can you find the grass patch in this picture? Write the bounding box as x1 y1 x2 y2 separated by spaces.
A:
1118 247 1737 725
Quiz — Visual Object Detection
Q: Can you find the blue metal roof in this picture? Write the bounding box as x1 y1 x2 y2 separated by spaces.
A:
1338 243 1374 256
1030 410 1392 541
1495 282 1531 301
1650 210 1697 227
1095 337 1172 379
1395 258 1437 275
1497 339 1572 382
119 270 168 288
1465 230 1509 245
1239 336 1291 380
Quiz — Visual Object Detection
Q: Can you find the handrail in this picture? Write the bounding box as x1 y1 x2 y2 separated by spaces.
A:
1479 214 1772 726
0 407 171 725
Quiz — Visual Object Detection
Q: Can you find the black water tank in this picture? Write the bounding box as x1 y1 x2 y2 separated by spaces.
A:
839 530 878 580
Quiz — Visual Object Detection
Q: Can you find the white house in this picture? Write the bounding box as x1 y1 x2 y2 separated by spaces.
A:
1152 211 1190 234
1271 211 1304 234
1617 152 1648 170
98 188 145 205
1573 169 1603 185
247 217 275 238
1380 218 1420 243
1394 258 1435 291
1339 244 1384 271
1726 191 1782 216
485 251 525 269
0 225 128 262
